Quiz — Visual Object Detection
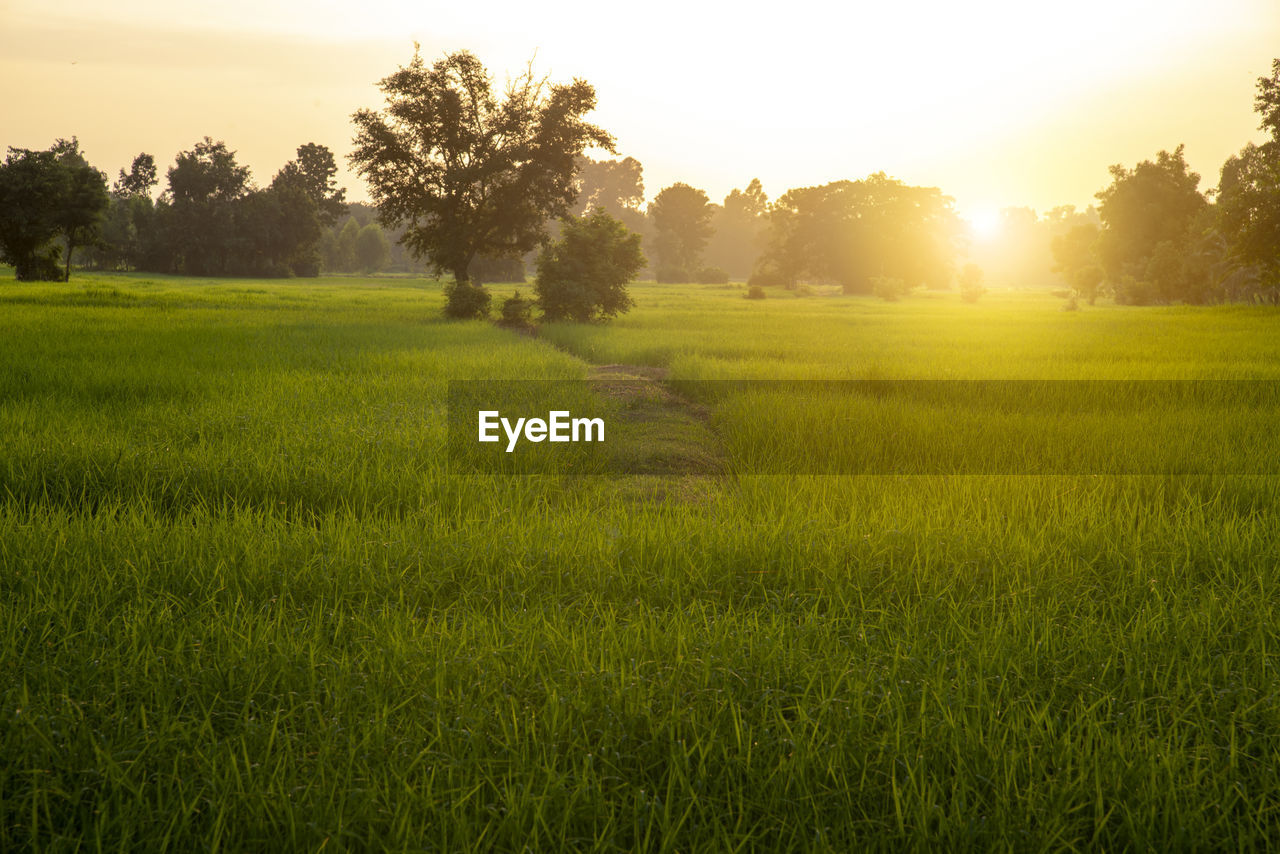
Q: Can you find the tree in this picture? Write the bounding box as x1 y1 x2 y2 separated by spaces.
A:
273 143 346 226
0 139 108 281
1217 59 1280 296
163 137 251 275
50 139 110 281
355 223 390 273
572 156 645 218
705 178 767 280
535 208 645 322
115 153 157 198
331 217 360 272
757 174 960 293
1093 145 1206 286
648 183 714 280
350 48 613 318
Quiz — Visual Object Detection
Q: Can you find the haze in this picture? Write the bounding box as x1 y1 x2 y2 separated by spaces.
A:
3 0 1277 219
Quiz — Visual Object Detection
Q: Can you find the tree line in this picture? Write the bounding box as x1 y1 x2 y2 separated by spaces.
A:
4 51 1280 314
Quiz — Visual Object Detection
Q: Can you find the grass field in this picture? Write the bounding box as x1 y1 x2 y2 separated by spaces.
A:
3 273 1279 851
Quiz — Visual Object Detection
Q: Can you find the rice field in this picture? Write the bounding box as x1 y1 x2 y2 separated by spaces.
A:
2 273 1279 851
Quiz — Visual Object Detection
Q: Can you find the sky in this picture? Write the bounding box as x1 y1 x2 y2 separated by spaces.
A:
3 0 1278 222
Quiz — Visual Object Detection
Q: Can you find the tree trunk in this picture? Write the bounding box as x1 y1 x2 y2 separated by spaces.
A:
65 237 75 282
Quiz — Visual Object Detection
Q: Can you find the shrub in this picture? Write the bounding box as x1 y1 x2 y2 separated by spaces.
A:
498 290 534 328
872 276 912 302
15 247 63 281
958 263 986 303
745 284 766 300
443 281 491 319
536 209 645 322
696 266 730 284
654 265 690 284
1113 275 1157 306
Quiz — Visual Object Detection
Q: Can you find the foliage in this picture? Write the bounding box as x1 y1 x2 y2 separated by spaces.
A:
648 183 714 273
745 284 766 299
760 173 961 294
535 208 643 322
350 48 613 296
1094 146 1206 296
958 262 986 302
443 281 491 319
498 289 535 328
469 254 526 284
114 153 157 198
355 223 390 273
0 138 108 281
704 178 767 279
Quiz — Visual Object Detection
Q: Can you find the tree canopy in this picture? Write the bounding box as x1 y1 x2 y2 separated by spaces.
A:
648 182 714 279
0 138 108 281
350 48 614 315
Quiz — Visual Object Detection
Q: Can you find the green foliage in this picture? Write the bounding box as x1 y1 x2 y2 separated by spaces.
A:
745 283 766 299
958 262 986 302
1051 223 1104 304
536 208 643 322
0 138 108 281
355 223 390 273
443 280 492 319
350 49 613 290
648 182 714 272
498 289 535 327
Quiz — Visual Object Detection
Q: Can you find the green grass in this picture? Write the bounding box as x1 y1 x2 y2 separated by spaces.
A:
3 274 1280 851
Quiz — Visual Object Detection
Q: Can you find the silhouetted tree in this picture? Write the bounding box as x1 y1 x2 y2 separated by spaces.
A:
162 137 251 275
0 139 108 281
536 208 644 321
274 143 346 226
114 153 157 198
350 48 613 318
649 182 713 280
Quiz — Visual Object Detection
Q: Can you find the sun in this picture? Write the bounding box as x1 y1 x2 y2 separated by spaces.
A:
965 208 1004 242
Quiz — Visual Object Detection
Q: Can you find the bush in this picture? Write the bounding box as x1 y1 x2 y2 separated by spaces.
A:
745 284 766 300
697 266 730 284
958 263 986 303
498 290 534 328
443 281 491 319
1113 275 1157 306
291 251 321 278
654 265 690 284
536 209 645 322
872 276 912 302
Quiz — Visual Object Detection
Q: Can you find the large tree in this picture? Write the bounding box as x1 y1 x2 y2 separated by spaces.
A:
350 48 613 316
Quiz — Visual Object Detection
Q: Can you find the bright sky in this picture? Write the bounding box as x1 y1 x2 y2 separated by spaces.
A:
3 0 1277 221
